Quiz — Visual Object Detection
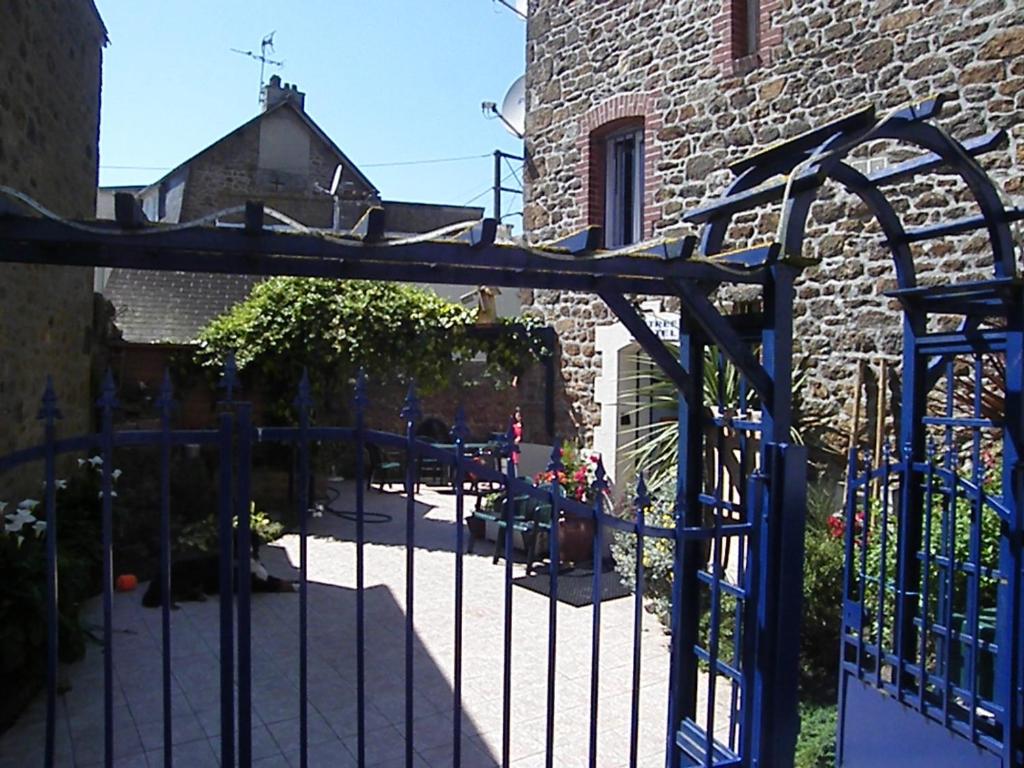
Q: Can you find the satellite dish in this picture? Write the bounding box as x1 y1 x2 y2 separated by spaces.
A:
328 164 344 196
500 75 526 138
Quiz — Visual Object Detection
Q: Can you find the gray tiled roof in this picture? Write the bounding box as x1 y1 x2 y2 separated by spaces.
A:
104 270 262 344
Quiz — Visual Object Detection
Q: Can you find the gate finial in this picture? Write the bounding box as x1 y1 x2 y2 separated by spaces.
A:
452 404 470 443
37 375 62 423
635 471 649 511
547 437 564 473
157 369 175 417
500 416 520 460
219 352 239 402
592 454 609 492
354 368 368 412
400 380 421 425
97 369 119 412
293 368 314 412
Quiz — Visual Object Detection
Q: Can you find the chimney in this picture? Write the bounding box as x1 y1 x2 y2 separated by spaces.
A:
261 74 305 112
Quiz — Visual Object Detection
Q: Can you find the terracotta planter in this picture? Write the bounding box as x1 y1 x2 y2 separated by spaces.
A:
558 517 596 564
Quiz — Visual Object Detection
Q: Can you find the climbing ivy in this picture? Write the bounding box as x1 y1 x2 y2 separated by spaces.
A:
193 277 547 420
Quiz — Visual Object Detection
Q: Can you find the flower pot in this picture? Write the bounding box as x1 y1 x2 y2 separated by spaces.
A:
558 517 596 564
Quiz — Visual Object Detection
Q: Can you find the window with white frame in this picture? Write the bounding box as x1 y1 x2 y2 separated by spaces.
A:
604 127 645 248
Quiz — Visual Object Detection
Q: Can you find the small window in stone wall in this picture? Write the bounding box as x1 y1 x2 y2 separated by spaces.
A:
590 118 645 248
714 0 779 74
734 0 759 58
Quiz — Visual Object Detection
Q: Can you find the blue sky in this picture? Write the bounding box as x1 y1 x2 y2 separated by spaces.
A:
94 1 526 219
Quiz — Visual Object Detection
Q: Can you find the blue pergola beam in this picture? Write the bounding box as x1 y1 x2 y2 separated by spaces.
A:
728 104 877 175
902 206 1024 244
598 291 697 404
867 130 1006 187
672 278 775 404
0 216 768 293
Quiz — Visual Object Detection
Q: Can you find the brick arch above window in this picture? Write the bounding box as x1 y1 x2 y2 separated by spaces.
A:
712 0 782 76
576 93 663 246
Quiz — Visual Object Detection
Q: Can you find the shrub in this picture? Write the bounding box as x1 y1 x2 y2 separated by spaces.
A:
193 278 549 421
795 702 837 768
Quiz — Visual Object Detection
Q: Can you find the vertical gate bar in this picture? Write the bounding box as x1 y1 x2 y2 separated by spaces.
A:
99 372 117 768
355 371 368 768
998 317 1023 767
918 440 936 711
401 384 420 768
875 445 891 689
588 458 608 768
628 474 648 768
40 378 60 768
544 440 563 768
967 355 984 739
452 405 468 768
941 438 959 727
739 470 763 759
157 373 174 767
216 410 235 768
501 421 518 768
704 497 723 767
755 265 802 768
836 447 858 766
666 315 703 768
894 310 927 701
296 371 313 768
857 457 871 678
236 401 254 766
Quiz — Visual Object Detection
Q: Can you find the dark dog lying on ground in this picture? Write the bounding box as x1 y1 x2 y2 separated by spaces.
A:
141 542 295 608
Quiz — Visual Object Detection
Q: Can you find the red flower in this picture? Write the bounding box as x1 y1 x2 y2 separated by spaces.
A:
826 513 845 539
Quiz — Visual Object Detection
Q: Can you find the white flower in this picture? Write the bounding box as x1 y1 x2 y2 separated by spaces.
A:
311 504 324 519
0 501 6 513
88 456 103 468
40 479 67 490
111 469 123 481
77 458 87 468
17 499 40 511
5 508 37 534
97 490 118 499
32 520 47 536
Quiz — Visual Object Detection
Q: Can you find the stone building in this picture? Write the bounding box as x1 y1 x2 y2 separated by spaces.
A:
0 0 106 495
522 0 1024 482
95 78 537 435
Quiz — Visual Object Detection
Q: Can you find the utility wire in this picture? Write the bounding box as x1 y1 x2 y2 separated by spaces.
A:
362 153 491 168
461 164 522 207
101 152 495 173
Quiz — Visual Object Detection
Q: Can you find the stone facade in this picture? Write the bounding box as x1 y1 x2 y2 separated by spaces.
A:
0 0 105 495
524 0 1024 458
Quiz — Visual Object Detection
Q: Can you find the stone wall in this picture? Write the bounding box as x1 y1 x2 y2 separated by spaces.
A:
177 107 375 229
524 0 1024 450
0 0 105 495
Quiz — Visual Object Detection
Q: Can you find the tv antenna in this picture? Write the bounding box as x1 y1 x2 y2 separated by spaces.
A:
231 32 285 100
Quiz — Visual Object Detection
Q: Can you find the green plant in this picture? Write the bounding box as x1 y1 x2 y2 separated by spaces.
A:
795 702 837 768
532 440 602 504
617 345 838 500
193 278 548 421
178 503 284 554
0 461 114 730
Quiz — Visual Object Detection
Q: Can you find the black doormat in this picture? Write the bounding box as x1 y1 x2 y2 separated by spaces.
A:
513 563 632 607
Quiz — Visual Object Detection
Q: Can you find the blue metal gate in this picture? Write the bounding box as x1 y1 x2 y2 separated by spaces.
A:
838 322 1022 768
0 361 781 767
0 96 1021 767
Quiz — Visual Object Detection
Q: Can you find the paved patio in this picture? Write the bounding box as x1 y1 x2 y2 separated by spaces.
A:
0 481 731 767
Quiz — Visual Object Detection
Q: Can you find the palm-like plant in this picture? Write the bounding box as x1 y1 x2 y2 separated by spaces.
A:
617 343 834 499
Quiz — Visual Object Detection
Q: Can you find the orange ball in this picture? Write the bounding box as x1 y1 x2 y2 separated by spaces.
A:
115 574 138 592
